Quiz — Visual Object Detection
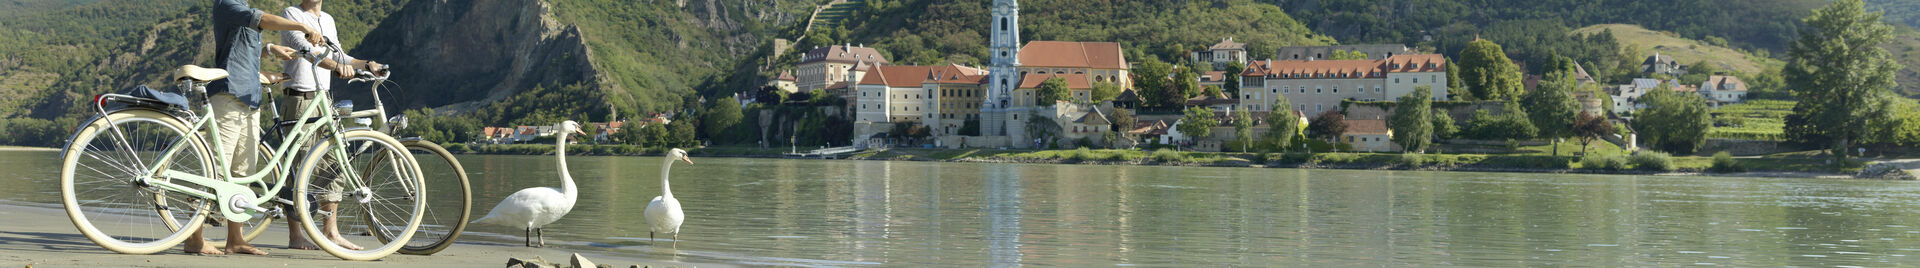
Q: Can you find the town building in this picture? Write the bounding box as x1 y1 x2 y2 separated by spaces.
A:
769 70 798 94
1276 44 1414 60
1641 53 1685 77
853 64 991 136
796 44 888 93
1699 75 1749 106
1237 54 1449 115
1197 71 1228 89
1190 37 1248 70
1343 119 1399 152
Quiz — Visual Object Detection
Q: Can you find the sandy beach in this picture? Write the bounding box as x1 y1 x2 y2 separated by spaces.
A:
0 201 719 268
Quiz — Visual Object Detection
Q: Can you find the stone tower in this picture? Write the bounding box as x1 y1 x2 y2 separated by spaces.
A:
982 0 1020 137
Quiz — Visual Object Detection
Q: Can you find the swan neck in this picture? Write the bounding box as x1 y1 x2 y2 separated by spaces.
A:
557 133 577 201
660 156 674 199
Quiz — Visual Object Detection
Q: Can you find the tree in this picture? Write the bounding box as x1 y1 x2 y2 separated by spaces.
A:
1173 66 1204 100
1522 71 1583 155
1091 81 1123 103
1432 109 1458 140
1572 111 1616 156
667 120 698 148
1036 77 1071 106
1633 88 1711 154
1265 95 1301 150
1458 39 1526 100
1222 63 1245 97
1110 108 1136 133
1308 109 1347 142
1331 50 1369 60
959 117 981 136
1133 58 1176 108
1177 107 1218 142
1860 91 1920 146
1446 58 1466 96
1463 101 1538 140
1783 0 1904 160
703 96 744 143
1390 86 1435 152
1025 112 1060 147
1233 110 1253 152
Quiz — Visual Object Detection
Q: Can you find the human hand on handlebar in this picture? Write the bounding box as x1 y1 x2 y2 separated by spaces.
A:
300 26 325 46
333 64 356 79
367 61 387 75
267 44 297 60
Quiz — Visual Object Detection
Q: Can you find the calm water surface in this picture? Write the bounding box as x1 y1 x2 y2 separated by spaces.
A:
6 150 1920 266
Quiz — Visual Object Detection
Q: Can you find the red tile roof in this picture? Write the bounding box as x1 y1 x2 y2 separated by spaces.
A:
1200 71 1228 82
1241 54 1447 79
776 70 796 81
1705 75 1747 91
1020 41 1128 69
859 64 989 88
1209 37 1246 50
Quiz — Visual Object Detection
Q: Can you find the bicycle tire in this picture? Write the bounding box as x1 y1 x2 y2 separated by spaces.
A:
60 109 214 254
292 129 425 260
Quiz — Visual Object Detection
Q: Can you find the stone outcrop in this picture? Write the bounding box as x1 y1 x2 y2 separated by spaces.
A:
345 0 599 113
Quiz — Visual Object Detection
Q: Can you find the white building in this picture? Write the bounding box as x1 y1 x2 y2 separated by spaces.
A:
1699 75 1749 106
1237 54 1449 115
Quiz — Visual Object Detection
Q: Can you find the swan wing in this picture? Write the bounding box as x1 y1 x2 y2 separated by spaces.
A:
473 187 566 228
644 196 684 234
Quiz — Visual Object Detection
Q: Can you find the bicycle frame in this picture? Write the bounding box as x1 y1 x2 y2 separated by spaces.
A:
113 41 382 223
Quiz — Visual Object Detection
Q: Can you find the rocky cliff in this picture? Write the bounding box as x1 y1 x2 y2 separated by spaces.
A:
340 0 598 113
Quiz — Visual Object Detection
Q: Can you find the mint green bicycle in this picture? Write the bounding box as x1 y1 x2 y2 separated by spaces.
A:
58 41 427 260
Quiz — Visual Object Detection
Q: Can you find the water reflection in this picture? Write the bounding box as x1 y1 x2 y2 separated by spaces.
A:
6 150 1920 266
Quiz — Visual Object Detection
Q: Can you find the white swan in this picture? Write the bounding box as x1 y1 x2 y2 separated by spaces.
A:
645 148 693 246
473 120 586 247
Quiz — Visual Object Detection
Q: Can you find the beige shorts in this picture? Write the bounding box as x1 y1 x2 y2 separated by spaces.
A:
276 90 343 202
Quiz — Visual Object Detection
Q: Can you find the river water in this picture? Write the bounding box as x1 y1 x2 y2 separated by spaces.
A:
6 150 1920 266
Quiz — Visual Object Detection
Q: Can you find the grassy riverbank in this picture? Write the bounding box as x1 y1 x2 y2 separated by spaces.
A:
453 144 1873 178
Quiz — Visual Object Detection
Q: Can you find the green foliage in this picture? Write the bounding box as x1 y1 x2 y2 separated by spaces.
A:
1432 109 1458 140
1783 0 1905 159
0 117 76 148
1571 111 1615 155
1133 59 1178 108
1580 154 1630 171
1463 102 1537 140
1635 88 1712 154
1709 100 1792 141
1151 148 1184 162
1861 91 1920 146
1330 50 1369 60
1174 66 1205 99
1710 151 1744 172
392 108 483 143
702 97 745 143
1264 95 1301 150
1457 39 1526 100
1307 109 1347 141
1390 86 1435 152
1233 110 1253 152
1523 70 1583 140
1091 81 1123 103
1630 151 1676 171
1036 77 1071 106
1178 107 1219 140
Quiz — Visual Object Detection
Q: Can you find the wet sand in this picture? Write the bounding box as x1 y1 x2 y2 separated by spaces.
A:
0 202 717 267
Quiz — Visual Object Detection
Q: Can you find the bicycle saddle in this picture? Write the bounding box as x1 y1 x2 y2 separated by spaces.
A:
173 65 229 82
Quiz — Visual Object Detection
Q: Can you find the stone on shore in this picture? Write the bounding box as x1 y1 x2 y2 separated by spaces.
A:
570 253 596 268
506 256 557 268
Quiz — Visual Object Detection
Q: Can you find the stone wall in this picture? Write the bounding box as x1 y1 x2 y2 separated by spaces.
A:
1698 139 1793 156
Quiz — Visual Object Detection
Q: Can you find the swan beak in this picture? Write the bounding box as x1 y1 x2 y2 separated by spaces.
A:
574 130 587 136
682 157 695 165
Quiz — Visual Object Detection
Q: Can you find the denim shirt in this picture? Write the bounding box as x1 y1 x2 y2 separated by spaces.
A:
208 0 264 108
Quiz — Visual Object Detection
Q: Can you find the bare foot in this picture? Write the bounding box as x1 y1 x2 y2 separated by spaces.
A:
288 230 318 250
330 236 364 250
185 242 225 255
225 244 269 255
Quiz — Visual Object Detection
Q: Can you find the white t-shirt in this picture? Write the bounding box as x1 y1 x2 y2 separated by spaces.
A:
280 7 354 92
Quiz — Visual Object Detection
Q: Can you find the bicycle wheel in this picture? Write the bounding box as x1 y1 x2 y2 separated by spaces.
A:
60 109 215 254
377 140 469 255
292 129 425 261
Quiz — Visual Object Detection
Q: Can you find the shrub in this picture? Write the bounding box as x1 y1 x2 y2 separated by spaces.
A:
1709 151 1742 173
1279 152 1312 164
1482 155 1572 169
1070 147 1093 161
1398 153 1429 167
1630 151 1675 171
1152 149 1183 162
1107 150 1137 161
1581 155 1629 171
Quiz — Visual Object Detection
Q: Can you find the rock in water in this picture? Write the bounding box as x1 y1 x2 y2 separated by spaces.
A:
570 253 596 268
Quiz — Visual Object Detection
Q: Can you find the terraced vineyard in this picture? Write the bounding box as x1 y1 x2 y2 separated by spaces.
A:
1708 100 1793 141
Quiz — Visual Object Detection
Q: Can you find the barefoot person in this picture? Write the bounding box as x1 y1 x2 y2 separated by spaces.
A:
185 0 325 255
276 0 384 251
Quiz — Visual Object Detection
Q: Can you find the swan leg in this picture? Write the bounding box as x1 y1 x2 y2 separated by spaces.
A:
672 233 679 248
650 232 655 244
524 228 533 247
536 228 546 247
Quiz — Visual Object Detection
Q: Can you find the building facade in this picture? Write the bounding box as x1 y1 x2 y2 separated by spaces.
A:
1238 54 1449 115
797 45 889 92
1190 37 1248 70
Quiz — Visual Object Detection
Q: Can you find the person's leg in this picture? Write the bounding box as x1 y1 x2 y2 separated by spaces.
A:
219 94 268 255
278 91 321 250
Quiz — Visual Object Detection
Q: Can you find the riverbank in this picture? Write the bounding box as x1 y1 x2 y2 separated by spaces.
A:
0 145 57 151
0 201 715 267
454 144 1885 179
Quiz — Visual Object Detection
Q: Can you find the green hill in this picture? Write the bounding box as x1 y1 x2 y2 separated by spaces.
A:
1571 24 1783 76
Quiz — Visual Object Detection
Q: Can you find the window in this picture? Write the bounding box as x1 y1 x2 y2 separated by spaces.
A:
1333 87 1339 93
1413 78 1419 83
1395 78 1400 84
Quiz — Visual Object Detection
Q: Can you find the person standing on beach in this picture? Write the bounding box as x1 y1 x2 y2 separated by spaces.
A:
276 0 385 251
185 0 326 255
